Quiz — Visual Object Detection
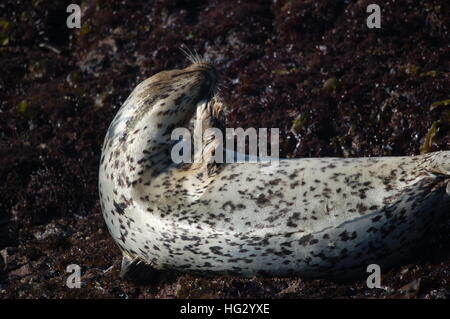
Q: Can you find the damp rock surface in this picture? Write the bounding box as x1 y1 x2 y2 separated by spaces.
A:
0 0 449 298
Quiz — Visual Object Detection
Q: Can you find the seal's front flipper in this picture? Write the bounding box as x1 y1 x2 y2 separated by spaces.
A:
120 253 137 279
120 253 177 284
120 253 154 283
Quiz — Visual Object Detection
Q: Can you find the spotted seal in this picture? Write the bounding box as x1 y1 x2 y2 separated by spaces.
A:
98 58 450 279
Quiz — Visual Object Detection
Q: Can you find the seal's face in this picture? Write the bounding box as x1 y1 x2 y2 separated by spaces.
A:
152 61 216 126
120 61 218 135
145 61 217 107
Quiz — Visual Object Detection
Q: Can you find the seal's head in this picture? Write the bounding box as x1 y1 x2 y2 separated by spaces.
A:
122 59 218 136
146 60 217 103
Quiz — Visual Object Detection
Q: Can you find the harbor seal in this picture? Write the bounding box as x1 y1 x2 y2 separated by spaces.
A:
98 58 450 279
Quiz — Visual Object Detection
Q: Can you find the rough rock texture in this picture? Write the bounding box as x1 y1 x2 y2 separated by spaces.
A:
0 0 449 298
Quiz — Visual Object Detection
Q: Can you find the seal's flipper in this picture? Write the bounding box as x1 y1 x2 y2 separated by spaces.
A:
423 151 450 175
427 151 450 195
190 95 226 175
120 253 155 282
120 253 136 279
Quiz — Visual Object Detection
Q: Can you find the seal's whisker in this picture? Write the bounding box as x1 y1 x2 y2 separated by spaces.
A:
192 48 202 64
179 46 197 64
179 46 189 61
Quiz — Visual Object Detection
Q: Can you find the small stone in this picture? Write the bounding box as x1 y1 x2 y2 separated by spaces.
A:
9 264 32 278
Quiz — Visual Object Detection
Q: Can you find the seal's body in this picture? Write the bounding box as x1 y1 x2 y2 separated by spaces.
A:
99 60 450 278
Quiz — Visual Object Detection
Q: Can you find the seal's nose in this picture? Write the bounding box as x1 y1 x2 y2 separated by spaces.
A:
189 62 217 98
193 62 217 81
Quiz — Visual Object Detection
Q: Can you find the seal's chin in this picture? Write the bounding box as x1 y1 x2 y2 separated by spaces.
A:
202 78 217 103
195 84 216 109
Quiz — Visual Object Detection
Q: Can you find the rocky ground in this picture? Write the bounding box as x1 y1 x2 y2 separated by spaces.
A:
0 0 449 298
